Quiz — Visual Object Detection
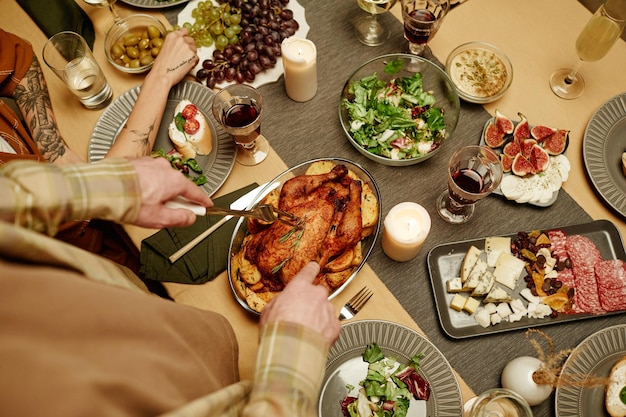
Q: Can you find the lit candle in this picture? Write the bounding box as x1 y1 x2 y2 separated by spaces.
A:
280 37 317 102
382 202 431 262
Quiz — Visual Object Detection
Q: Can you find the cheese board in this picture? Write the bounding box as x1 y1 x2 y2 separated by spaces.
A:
426 220 626 339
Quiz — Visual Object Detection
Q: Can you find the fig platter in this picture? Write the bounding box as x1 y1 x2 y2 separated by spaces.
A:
482 110 571 206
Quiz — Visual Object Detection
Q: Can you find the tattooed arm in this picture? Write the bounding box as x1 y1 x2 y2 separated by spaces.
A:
13 55 84 164
106 28 198 158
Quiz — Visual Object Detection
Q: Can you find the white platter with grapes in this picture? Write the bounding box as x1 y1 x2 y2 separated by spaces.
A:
178 0 309 89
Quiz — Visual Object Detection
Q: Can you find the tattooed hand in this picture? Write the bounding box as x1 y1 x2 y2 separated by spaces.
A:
148 28 198 88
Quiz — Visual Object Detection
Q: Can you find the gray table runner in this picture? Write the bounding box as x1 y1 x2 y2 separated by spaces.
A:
161 1 625 415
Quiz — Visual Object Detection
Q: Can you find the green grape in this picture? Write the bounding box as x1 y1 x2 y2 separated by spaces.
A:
215 35 229 50
207 7 220 21
223 27 235 38
210 21 224 36
230 24 242 35
228 35 239 45
229 14 241 25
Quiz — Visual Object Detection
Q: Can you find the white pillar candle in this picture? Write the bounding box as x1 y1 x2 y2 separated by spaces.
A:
280 37 317 102
382 202 431 262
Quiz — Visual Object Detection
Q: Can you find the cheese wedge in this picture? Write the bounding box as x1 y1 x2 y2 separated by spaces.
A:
484 283 513 303
485 236 511 267
461 246 481 283
471 270 495 297
463 258 488 290
493 252 526 290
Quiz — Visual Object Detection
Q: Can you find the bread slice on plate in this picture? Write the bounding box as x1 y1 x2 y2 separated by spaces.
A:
168 99 213 159
606 356 626 417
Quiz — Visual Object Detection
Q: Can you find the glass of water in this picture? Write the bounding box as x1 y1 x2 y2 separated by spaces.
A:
42 31 113 110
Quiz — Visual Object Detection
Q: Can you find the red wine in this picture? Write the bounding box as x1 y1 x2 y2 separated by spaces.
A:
224 103 259 128
404 9 436 44
452 168 484 194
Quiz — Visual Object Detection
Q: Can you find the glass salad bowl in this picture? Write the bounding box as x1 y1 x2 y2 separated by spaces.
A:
339 53 460 166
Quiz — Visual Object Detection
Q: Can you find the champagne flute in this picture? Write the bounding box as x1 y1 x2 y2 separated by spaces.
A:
436 145 503 224
82 0 122 24
212 84 269 166
354 0 399 46
549 0 626 99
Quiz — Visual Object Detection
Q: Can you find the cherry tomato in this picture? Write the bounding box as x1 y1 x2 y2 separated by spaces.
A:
182 104 198 120
184 118 200 135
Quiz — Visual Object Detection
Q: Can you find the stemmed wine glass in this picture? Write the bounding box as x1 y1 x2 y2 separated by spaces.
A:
549 0 626 99
400 0 449 55
82 0 122 24
354 0 399 46
212 84 269 166
436 145 503 224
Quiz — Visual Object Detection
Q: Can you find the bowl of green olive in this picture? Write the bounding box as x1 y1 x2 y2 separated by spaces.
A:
105 14 167 74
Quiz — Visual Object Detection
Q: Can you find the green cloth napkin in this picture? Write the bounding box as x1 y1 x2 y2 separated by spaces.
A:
139 183 259 285
17 0 96 49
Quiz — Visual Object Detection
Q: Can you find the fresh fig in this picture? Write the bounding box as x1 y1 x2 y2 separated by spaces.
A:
501 154 514 173
521 138 538 158
511 153 536 176
531 125 557 142
543 129 569 155
485 121 506 148
503 139 521 157
529 144 550 173
513 113 531 141
495 109 514 134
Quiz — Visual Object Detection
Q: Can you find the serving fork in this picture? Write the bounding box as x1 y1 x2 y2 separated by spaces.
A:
203 204 300 226
338 287 373 320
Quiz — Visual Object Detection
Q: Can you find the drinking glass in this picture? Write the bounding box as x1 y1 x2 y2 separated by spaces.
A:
436 145 503 224
354 0 399 46
82 0 122 23
212 84 269 166
401 0 449 56
549 0 626 99
42 31 113 110
464 388 533 417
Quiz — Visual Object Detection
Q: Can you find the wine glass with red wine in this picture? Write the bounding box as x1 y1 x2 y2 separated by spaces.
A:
212 84 269 166
436 145 503 224
400 0 449 55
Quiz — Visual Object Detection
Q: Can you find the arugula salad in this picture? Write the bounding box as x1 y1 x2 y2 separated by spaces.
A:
342 60 447 161
341 343 431 417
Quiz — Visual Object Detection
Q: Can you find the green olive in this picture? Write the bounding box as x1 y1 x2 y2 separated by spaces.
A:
150 37 164 49
138 38 151 50
121 55 131 65
139 55 154 66
110 43 125 59
147 25 161 39
123 35 140 47
125 46 139 59
150 47 161 57
129 59 141 68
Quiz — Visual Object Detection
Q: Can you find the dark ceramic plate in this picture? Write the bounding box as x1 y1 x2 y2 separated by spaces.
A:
427 220 626 339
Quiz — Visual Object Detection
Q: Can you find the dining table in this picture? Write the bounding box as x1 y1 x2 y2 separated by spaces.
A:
3 0 626 415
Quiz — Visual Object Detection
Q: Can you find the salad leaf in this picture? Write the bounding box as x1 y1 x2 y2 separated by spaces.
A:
151 148 207 186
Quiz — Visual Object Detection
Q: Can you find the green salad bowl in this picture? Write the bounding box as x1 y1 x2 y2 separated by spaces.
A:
339 53 460 166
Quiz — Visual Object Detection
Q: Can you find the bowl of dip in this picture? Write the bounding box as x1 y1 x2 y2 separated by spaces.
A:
445 41 513 104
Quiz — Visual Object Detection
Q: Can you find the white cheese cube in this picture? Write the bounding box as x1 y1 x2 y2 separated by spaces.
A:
446 277 464 293
496 302 512 318
484 302 498 314
509 299 527 314
475 309 491 328
508 312 525 322
493 252 526 290
463 297 481 314
490 313 503 325
485 236 511 267
450 294 467 312
520 288 543 305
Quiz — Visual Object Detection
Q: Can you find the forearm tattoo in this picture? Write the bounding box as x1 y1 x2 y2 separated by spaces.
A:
121 119 157 157
13 55 68 162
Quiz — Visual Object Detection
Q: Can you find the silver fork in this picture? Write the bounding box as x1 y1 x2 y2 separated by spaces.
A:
205 204 299 226
338 287 373 320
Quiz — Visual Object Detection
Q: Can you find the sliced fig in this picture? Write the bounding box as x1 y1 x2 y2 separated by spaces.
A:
521 138 538 158
485 121 506 148
531 125 557 142
543 129 569 155
503 139 521 157
495 109 514 134
513 113 531 141
511 153 536 176
501 154 514 173
529 144 550 173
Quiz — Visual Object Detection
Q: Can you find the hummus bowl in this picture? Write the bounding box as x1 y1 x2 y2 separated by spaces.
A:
228 157 382 316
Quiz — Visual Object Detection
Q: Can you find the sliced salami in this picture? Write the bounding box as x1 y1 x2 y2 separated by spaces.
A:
566 235 605 314
548 229 568 260
596 259 626 312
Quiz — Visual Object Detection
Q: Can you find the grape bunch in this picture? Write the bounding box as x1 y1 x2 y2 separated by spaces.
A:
181 2 243 50
194 0 299 88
